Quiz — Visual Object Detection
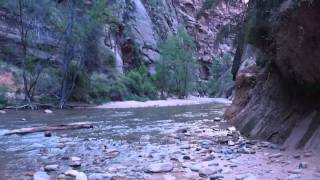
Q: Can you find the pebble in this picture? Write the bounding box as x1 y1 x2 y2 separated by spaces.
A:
228 140 235 146
33 171 50 180
146 163 174 173
198 167 222 177
44 109 53 114
75 172 88 180
269 153 282 159
44 164 58 171
288 174 301 180
0 110 6 114
304 152 313 157
88 173 111 180
21 118 27 121
288 169 302 174
183 155 191 160
70 156 82 167
214 117 221 122
65 169 80 177
44 131 52 137
57 174 66 180
299 162 308 169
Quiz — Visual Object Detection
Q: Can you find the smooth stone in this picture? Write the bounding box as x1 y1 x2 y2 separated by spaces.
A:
288 169 302 174
146 163 174 173
70 156 81 161
269 153 282 159
0 110 6 114
88 173 111 180
244 174 258 180
44 164 59 171
33 171 50 180
57 174 66 180
65 169 80 177
288 174 301 180
199 167 222 177
21 118 27 121
44 109 53 114
214 117 221 121
304 152 313 157
228 140 235 146
70 160 81 167
75 172 88 180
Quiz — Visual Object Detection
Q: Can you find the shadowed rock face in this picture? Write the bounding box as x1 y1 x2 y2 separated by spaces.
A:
226 1 320 150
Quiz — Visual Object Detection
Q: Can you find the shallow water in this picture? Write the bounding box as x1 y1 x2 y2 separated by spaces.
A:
0 103 228 179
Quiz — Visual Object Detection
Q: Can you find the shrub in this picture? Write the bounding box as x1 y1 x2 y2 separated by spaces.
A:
0 85 8 108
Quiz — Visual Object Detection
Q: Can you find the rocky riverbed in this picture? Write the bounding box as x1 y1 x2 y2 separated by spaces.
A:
0 102 319 180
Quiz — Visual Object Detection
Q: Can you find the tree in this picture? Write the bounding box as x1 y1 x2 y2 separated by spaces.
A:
156 27 197 99
1 0 54 109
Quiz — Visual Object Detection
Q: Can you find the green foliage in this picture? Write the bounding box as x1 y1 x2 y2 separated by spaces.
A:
123 66 157 101
207 53 233 97
0 85 8 108
88 66 157 103
156 27 197 99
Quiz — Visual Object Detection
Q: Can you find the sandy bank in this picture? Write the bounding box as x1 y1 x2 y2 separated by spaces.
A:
96 97 231 109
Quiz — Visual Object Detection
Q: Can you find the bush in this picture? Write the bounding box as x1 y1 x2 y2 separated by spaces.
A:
88 66 157 104
123 66 157 101
0 85 8 108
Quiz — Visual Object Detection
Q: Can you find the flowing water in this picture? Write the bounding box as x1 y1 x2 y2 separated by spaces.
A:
1 102 319 180
0 102 228 179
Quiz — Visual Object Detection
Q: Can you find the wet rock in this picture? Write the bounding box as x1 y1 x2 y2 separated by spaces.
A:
228 140 235 146
269 153 282 159
70 156 81 167
104 148 120 158
146 163 174 173
214 117 221 122
293 155 301 159
57 174 66 180
304 152 313 157
190 163 205 172
65 169 80 177
33 171 50 180
176 128 188 133
44 131 52 137
44 164 58 171
183 155 191 160
288 174 301 180
235 174 257 180
238 147 255 154
288 169 302 174
244 174 258 180
198 167 222 177
298 162 308 169
88 173 111 180
44 109 53 114
210 175 224 180
75 172 88 180
21 118 27 121
180 144 191 149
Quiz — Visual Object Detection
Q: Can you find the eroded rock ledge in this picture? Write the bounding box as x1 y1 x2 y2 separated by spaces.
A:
225 0 320 150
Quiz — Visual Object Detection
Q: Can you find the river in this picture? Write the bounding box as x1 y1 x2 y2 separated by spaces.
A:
0 102 319 180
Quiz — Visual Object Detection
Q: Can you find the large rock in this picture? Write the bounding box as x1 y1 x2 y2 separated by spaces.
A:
146 163 174 173
33 171 50 180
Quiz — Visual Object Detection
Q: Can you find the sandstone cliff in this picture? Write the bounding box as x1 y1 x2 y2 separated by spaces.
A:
226 0 320 150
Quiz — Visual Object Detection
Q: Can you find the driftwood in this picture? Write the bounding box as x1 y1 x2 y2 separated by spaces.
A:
4 122 93 136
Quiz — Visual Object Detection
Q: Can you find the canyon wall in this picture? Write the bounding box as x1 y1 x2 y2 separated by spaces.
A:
226 0 320 150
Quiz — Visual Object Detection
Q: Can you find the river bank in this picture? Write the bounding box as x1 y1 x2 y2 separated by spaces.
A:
96 97 231 109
